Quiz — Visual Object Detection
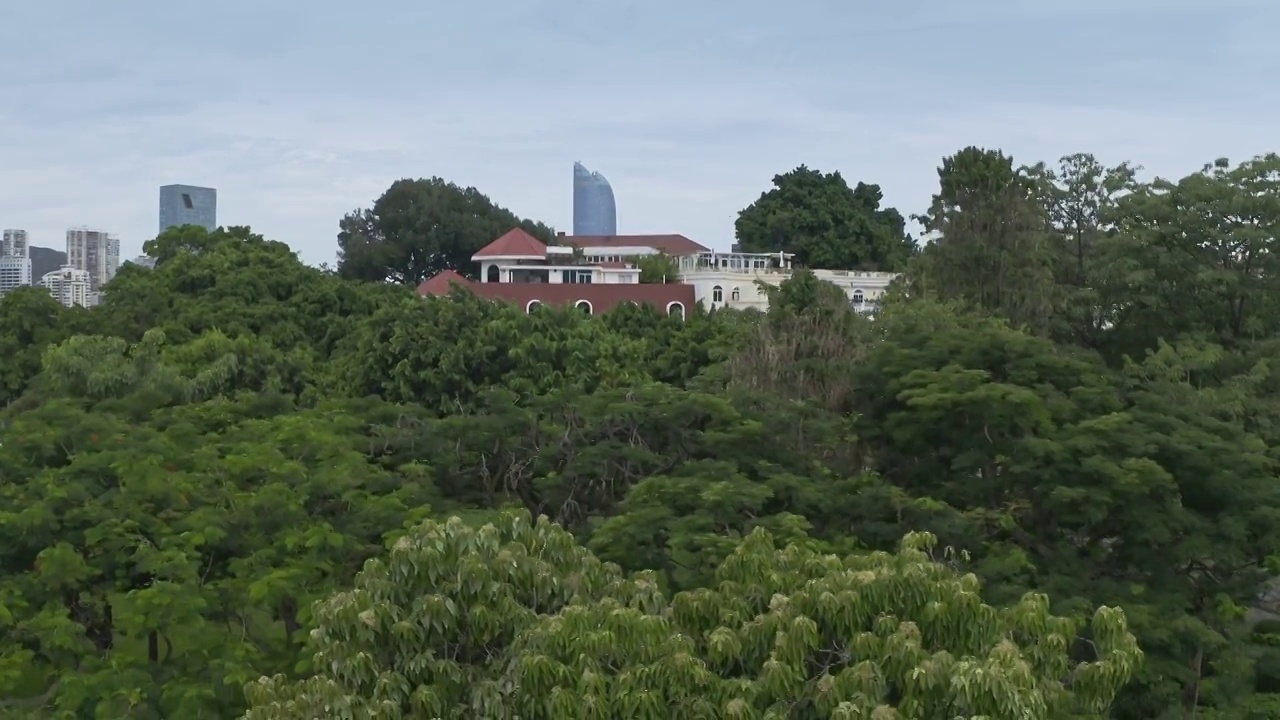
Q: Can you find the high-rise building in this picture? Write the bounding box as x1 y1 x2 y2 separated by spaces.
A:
2 229 28 258
42 266 91 308
65 228 119 293
159 184 217 233
0 257 31 296
0 229 32 297
572 162 617 236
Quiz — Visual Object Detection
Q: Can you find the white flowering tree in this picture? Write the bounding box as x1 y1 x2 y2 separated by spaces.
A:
242 511 1140 719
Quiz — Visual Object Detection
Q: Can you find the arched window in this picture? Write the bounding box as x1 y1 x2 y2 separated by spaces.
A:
852 289 864 305
712 285 723 302
575 300 593 315
666 301 685 320
525 299 542 313
486 264 500 283
730 287 740 301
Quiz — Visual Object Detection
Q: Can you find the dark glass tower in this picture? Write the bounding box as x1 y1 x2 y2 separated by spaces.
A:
159 184 217 233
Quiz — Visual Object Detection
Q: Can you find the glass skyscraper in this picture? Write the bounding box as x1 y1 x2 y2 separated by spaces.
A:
159 184 217 233
572 162 617 235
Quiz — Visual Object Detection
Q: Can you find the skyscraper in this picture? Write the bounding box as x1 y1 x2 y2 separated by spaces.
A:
572 162 617 236
0 229 32 297
66 228 119 294
2 229 28 258
159 184 217 233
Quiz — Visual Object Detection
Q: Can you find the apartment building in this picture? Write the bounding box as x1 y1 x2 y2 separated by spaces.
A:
65 227 120 295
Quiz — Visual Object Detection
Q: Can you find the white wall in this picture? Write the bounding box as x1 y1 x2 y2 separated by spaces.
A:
681 268 897 312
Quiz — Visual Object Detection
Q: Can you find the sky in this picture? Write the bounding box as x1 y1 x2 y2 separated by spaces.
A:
0 0 1276 266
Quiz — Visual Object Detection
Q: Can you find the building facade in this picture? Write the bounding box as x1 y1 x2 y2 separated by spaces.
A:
42 266 92 308
674 254 895 314
417 229 694 315
159 184 217 233
65 228 119 295
0 229 31 297
572 162 617 236
0 257 31 296
416 228 898 316
2 228 28 258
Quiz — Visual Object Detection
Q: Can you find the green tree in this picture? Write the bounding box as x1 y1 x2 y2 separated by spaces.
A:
0 287 66 407
242 512 1140 719
1026 153 1139 349
736 166 915 271
634 252 680 283
852 299 1280 717
1095 154 1280 362
337 178 556 285
910 147 1056 332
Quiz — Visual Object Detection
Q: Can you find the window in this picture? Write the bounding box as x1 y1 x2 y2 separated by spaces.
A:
712 285 723 302
852 289 865 304
487 265 500 283
575 300 593 314
525 299 542 313
666 301 685 320
561 270 594 284
731 287 740 301
181 193 193 209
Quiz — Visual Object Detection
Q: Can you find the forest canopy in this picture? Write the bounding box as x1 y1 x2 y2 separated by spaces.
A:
2 150 1280 719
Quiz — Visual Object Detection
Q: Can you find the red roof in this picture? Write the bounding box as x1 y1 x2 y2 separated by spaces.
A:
565 233 709 256
415 269 472 295
416 276 695 315
473 228 548 259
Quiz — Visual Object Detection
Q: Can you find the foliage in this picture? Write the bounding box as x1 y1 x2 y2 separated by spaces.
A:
336 177 557 285
635 252 681 283
4 153 1280 718
242 511 1139 719
735 165 916 272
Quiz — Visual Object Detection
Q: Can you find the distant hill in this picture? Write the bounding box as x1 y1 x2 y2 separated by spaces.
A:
29 246 66 280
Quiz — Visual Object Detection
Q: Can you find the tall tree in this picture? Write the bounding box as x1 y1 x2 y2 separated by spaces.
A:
910 147 1056 332
337 178 556 285
735 166 916 271
1026 153 1140 349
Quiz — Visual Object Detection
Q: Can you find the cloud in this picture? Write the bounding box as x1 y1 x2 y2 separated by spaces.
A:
0 0 1274 266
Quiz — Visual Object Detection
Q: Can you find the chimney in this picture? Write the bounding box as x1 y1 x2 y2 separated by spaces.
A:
556 231 566 237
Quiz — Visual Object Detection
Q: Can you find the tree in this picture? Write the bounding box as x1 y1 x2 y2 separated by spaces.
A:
727 270 874 414
910 147 1056 332
242 511 1140 718
337 178 556 285
1094 154 1280 361
851 298 1280 717
0 287 66 407
1025 153 1140 349
634 253 680 283
736 166 916 271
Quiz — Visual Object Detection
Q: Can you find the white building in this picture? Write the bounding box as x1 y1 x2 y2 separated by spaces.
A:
0 256 32 296
42 266 92 308
564 232 898 313
66 227 120 294
0 228 32 297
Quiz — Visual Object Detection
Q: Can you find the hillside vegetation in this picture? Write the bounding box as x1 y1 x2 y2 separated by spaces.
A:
3 150 1280 718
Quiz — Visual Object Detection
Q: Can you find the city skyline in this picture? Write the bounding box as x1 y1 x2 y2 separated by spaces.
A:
0 2 1277 267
